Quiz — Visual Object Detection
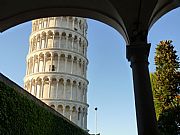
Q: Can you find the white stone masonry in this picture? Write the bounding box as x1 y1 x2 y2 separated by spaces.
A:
24 16 89 130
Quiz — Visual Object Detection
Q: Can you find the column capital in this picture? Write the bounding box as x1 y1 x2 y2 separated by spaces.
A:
126 43 151 63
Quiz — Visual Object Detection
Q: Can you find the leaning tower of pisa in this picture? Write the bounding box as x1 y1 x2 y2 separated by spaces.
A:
24 17 88 130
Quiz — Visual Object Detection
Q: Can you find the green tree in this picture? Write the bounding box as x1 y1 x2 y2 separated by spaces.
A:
151 40 180 135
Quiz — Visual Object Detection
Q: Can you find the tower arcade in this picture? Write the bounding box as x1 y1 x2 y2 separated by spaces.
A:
24 17 89 130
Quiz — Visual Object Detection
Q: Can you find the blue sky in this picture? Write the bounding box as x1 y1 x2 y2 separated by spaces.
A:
0 8 180 135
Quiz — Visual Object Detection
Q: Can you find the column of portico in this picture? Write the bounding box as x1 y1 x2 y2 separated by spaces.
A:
40 35 43 49
50 53 53 71
31 40 34 52
40 36 42 49
35 57 38 73
30 80 34 95
82 87 85 102
40 57 43 72
59 35 61 48
76 60 79 76
39 81 43 98
80 60 83 76
126 43 159 135
30 58 33 74
83 26 86 37
37 21 39 31
29 58 32 75
85 45 87 57
65 35 68 50
64 56 67 72
78 86 82 102
41 36 45 49
62 105 65 116
52 33 55 48
83 45 86 56
43 55 46 72
27 82 30 92
81 61 83 76
57 54 60 72
67 17 69 28
37 56 40 72
70 81 73 100
29 41 31 53
84 64 86 78
56 80 59 98
77 39 79 53
42 18 47 28
45 34 48 48
76 84 78 101
72 18 75 30
39 36 42 49
74 58 78 75
41 80 44 98
55 17 58 27
82 87 84 102
84 111 87 129
85 63 87 78
59 17 62 27
84 87 87 103
71 37 74 51
63 80 66 99
71 58 74 74
53 17 56 27
78 18 80 28
47 18 50 28
36 80 41 98
29 80 33 94
80 111 83 127
34 80 37 96
69 108 72 121
82 111 85 129
31 57 34 73
80 61 82 76
48 79 51 98
28 81 32 93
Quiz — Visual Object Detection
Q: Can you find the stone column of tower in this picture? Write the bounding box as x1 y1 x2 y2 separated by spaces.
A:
24 17 89 130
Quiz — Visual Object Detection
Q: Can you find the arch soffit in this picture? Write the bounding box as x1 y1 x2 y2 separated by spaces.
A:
28 51 87 61
29 31 88 48
49 104 85 111
26 76 86 84
0 1 180 44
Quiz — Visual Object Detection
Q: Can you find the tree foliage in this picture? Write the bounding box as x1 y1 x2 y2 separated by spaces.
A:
151 40 180 135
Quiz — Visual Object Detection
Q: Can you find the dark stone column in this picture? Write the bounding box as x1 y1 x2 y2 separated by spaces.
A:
126 43 159 135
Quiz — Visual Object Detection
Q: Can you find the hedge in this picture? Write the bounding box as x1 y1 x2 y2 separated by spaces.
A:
0 80 89 135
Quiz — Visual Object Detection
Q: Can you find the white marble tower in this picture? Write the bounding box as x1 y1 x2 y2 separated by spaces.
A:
24 17 88 130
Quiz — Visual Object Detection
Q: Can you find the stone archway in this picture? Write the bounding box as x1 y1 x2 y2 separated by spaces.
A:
0 1 180 135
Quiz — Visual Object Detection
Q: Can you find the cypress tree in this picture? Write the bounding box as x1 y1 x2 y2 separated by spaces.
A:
151 40 180 135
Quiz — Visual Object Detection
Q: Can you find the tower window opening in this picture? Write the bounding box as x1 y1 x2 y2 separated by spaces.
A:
78 111 80 120
49 65 56 71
